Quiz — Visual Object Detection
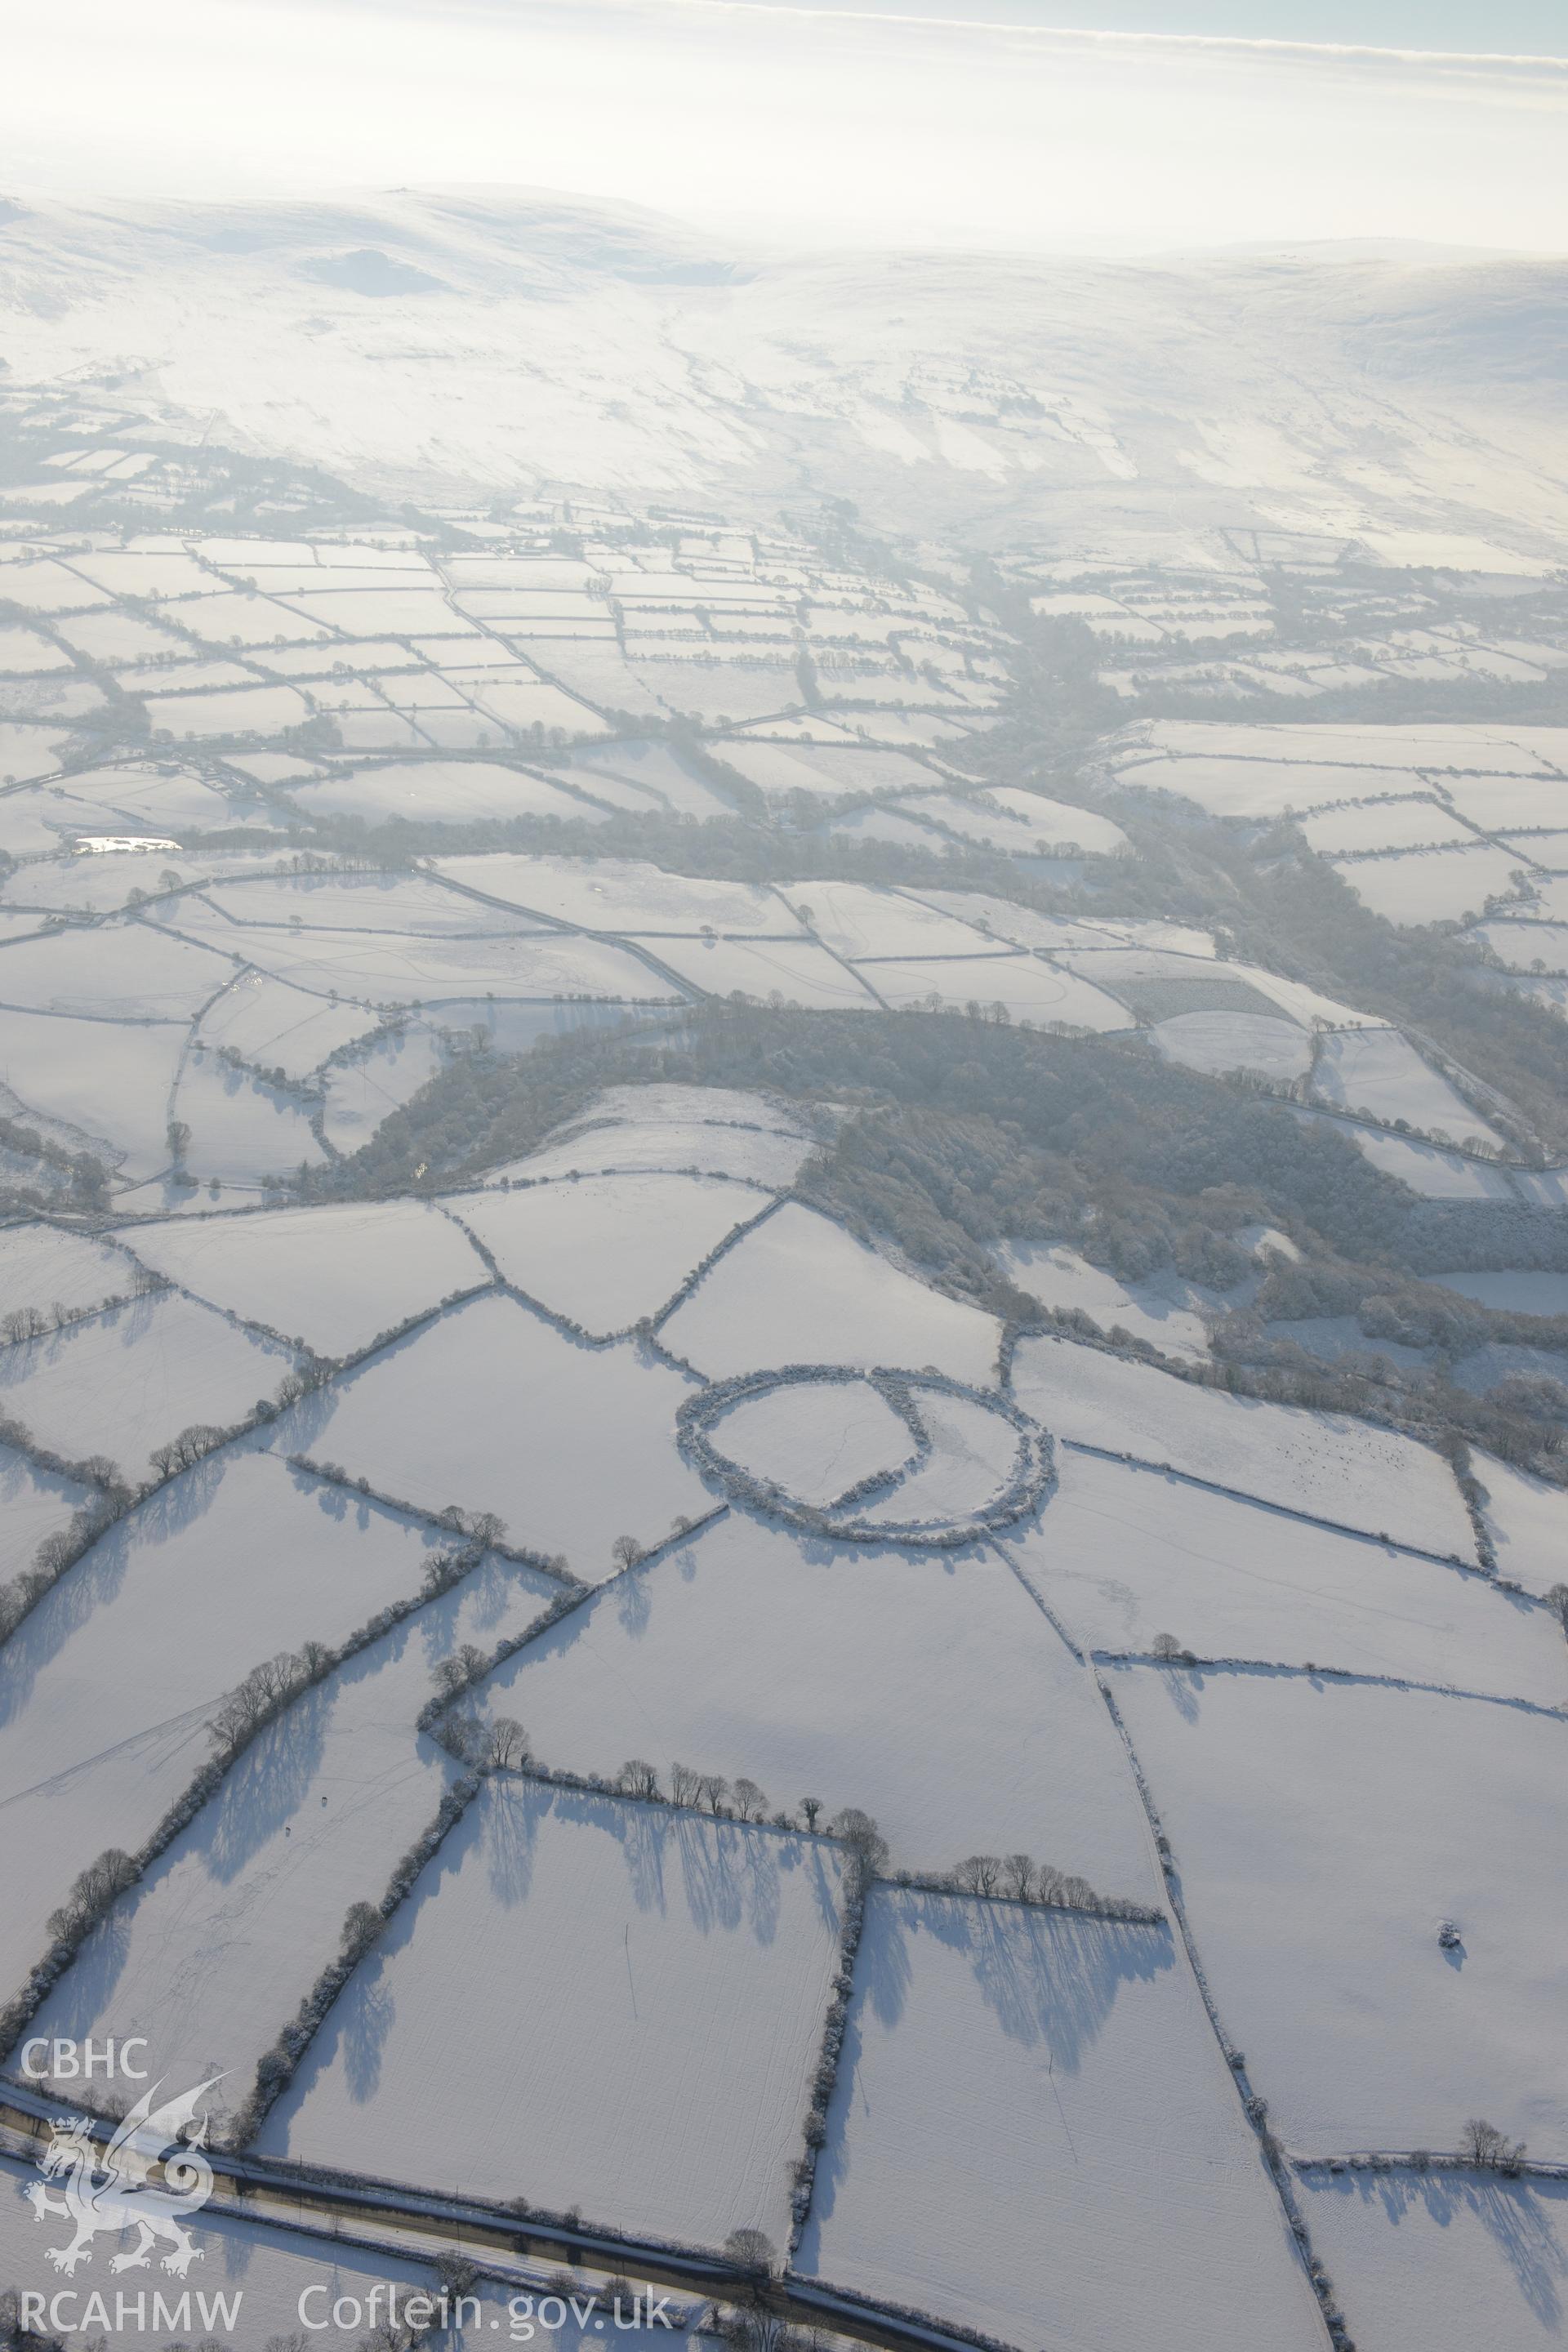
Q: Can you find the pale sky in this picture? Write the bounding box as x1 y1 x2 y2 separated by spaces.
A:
7 0 1567 253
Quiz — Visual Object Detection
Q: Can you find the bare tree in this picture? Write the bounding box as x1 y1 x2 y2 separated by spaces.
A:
1463 2118 1526 2172
488 1717 529 1771
954 1855 1001 1897
697 1773 730 1815
800 1796 823 1831
1151 1632 1187 1663
723 2226 776 2276
670 1762 701 1806
618 1758 661 1799
1002 1853 1035 1901
611 1535 641 1570
47 1847 139 1943
430 1645 488 1704
830 1807 889 1879
732 1777 768 1822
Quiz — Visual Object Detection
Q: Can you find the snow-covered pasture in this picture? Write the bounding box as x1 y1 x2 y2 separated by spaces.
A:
660 1202 1002 1386
488 1115 814 1190
714 739 937 800
431 852 784 934
1437 1270 1568 1316
1331 844 1535 928
1471 916 1568 973
173 1049 327 1181
797 1886 1322 2351
869 954 1134 1028
287 760 604 826
996 1242 1216 1360
257 1778 845 2251
448 1173 771 1336
891 887 1120 951
29 1548 557 2097
1010 1334 1477 1561
116 1200 490 1359
1472 1454 1568 1602
1153 1009 1314 1081
576 1081 806 1135
203 869 533 935
1312 1027 1503 1146
280 1292 710 1577
710 1374 915 1507
1009 1450 1563 1703
0 1437 90 1584
1298 799 1479 855
159 908 670 1004
198 972 382 1077
1298 2165 1568 2352
0 1290 296 1481
1317 1115 1521 1200
478 1510 1160 1894
0 1454 452 2002
777 880 1005 960
628 932 881 1009
0 1223 139 1324
901 785 1129 856
1111 1669 1568 2161
0 923 235 1020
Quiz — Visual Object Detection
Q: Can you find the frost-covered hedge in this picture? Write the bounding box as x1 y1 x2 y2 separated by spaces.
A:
677 1362 1055 1546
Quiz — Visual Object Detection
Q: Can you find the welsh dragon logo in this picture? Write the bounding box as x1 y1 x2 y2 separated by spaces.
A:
24 2077 220 2277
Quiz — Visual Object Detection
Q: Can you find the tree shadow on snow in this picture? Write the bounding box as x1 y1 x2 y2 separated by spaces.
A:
0 1452 228 1728
1334 2164 1568 2332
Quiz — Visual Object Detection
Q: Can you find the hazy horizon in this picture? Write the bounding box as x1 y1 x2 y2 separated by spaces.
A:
7 0 1567 253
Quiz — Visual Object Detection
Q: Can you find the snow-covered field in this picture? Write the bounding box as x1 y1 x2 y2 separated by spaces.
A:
29 1548 557 2095
0 1222 136 1321
448 1172 771 1334
1298 2166 1568 2352
431 852 783 934
493 1114 813 1189
281 1292 711 1575
0 1435 89 1580
662 1202 1002 1384
1472 1453 1568 1601
996 1242 1216 1358
1154 1009 1315 1081
630 932 881 1009
116 1200 490 1358
1009 1449 1563 1702
1312 1027 1503 1146
287 760 605 825
1111 1669 1568 2161
476 1510 1162 1894
0 1452 449 1995
710 1373 915 1503
1331 844 1536 928
1011 1334 1477 1559
198 970 381 1076
258 1777 845 2250
867 952 1133 1027
0 1290 296 1477
797 1886 1322 2350
0 1011 206 1183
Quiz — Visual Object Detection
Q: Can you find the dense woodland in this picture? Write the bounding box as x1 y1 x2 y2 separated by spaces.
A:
292 998 1566 1478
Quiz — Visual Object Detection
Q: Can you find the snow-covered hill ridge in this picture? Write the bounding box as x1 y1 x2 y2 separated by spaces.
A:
2 188 1565 557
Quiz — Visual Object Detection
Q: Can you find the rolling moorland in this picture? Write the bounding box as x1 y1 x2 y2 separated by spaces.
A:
0 190 1567 2352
